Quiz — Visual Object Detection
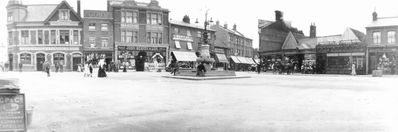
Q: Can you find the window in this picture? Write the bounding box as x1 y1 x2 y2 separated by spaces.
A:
175 41 181 48
89 23 96 31
158 33 162 44
157 14 162 25
30 31 36 44
388 31 396 44
147 13 162 24
197 31 201 38
126 12 132 23
133 12 138 23
187 30 191 36
38 30 43 44
53 53 65 65
147 32 151 43
152 32 157 44
121 12 125 23
7 12 13 22
50 30 56 44
59 10 70 21
121 31 126 43
133 31 138 43
101 38 108 48
174 28 179 35
8 31 13 45
373 32 381 45
73 30 79 45
101 24 108 31
126 31 132 43
21 30 29 45
20 53 31 64
44 31 49 44
89 37 95 48
151 14 157 25
59 30 69 44
187 42 192 50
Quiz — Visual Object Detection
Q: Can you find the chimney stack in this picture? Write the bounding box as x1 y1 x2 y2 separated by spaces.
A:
224 23 228 29
77 0 81 17
372 11 378 21
275 10 283 21
216 20 220 26
233 24 237 31
183 15 190 23
310 23 316 38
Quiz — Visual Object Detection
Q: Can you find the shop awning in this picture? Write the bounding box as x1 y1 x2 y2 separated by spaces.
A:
216 54 229 63
172 51 198 62
246 58 256 65
254 59 261 64
235 56 246 64
230 56 241 63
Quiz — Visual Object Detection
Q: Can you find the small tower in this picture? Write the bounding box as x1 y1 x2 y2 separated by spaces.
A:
372 11 378 21
310 23 316 38
6 0 28 22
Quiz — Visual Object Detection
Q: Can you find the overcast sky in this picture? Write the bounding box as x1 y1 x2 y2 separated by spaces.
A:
2 0 398 49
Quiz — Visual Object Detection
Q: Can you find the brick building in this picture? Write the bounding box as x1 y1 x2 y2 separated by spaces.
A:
366 11 398 74
6 0 83 71
211 21 254 71
169 15 217 68
107 0 170 71
82 10 114 65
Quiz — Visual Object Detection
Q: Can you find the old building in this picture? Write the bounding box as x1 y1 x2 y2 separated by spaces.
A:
366 11 398 75
169 15 217 69
6 0 83 71
211 21 254 71
107 0 170 71
82 10 114 66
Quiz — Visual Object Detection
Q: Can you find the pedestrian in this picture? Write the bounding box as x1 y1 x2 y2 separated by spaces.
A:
83 63 90 77
0 62 4 72
98 59 107 78
89 63 93 77
19 63 23 72
4 62 9 72
257 64 261 74
351 63 356 76
196 62 206 77
55 62 59 73
44 61 51 77
60 61 64 72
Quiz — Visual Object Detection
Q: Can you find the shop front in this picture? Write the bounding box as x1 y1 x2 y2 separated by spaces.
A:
84 51 114 70
117 46 167 71
316 44 366 75
368 46 398 75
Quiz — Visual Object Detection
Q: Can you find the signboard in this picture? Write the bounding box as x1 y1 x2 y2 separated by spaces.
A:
0 94 26 131
20 47 80 51
84 10 112 18
118 46 167 52
172 35 194 42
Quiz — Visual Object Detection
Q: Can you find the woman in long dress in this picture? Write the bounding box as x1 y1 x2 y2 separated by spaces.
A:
98 59 107 78
83 63 90 77
351 63 356 76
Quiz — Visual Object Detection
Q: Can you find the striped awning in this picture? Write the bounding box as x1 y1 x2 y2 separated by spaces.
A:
172 51 198 62
216 54 229 63
230 56 241 63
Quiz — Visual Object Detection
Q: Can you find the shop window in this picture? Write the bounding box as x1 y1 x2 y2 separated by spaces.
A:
38 30 43 44
30 31 36 44
101 24 108 31
50 30 56 44
388 31 396 44
59 10 70 21
21 30 29 45
373 32 381 45
175 41 181 49
60 30 70 44
20 53 31 64
73 30 79 45
44 31 50 44
89 23 96 31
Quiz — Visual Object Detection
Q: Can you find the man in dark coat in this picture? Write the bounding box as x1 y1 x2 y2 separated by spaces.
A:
197 62 206 77
43 61 51 77
257 64 261 74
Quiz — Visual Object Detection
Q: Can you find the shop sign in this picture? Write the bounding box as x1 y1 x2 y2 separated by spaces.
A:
0 94 26 131
19 47 80 51
49 21 79 26
215 48 225 54
172 35 193 42
84 10 112 18
118 46 166 52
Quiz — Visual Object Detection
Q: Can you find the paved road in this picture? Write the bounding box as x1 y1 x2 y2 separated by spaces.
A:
1 71 397 132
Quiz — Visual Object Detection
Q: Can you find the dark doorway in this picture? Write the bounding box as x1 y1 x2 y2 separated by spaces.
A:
72 54 82 71
8 54 13 71
135 51 146 71
36 53 45 71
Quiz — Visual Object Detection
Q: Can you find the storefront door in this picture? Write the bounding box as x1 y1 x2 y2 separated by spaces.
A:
36 53 45 71
72 54 82 71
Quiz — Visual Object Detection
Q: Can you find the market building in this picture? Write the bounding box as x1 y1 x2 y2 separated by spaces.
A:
6 0 83 71
82 10 114 66
107 0 170 71
169 15 217 69
365 11 398 75
211 21 255 71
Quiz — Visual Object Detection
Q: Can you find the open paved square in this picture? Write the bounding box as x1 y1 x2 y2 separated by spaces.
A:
1 71 398 132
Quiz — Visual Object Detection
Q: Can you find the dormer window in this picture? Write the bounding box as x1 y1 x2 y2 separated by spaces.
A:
59 9 70 21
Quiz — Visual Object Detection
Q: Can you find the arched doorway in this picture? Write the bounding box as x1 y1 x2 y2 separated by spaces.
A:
53 53 65 72
36 53 45 71
72 53 82 71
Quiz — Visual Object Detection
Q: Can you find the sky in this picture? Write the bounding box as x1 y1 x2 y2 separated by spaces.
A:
1 0 398 50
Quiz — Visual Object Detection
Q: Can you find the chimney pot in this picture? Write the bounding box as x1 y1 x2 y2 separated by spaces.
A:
275 10 283 21
373 11 378 21
233 24 237 31
224 24 228 29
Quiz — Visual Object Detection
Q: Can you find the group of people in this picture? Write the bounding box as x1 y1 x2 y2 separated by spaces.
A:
167 60 207 77
77 59 107 78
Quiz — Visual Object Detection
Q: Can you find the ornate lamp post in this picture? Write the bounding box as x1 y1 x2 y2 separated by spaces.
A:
195 10 215 71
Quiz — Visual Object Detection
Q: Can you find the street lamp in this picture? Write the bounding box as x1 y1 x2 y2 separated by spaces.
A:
195 10 215 75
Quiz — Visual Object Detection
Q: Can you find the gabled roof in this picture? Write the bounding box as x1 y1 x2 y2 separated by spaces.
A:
367 17 398 27
212 25 246 38
44 0 82 22
258 19 274 28
349 28 365 41
24 4 57 22
282 32 299 50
